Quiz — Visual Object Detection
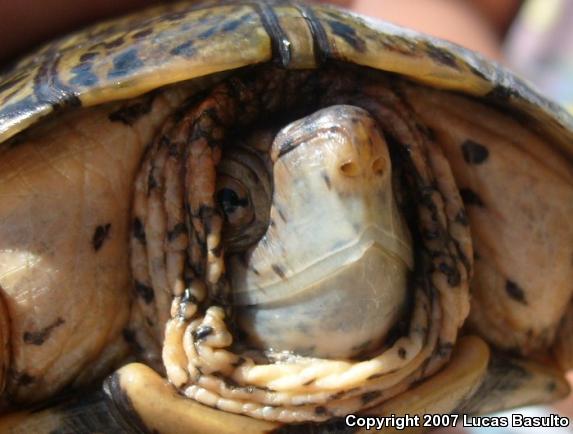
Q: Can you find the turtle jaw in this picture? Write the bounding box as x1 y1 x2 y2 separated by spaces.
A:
228 105 413 359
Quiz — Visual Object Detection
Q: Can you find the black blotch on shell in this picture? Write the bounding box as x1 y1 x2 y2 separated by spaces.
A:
134 280 154 304
506 279 527 305
132 28 153 40
461 139 489 165
398 347 407 359
425 44 458 68
459 188 484 207
108 48 144 79
92 223 112 251
69 61 99 87
103 37 125 49
327 20 366 52
170 40 195 58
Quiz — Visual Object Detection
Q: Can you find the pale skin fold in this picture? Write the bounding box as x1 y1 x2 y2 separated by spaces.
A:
0 66 571 431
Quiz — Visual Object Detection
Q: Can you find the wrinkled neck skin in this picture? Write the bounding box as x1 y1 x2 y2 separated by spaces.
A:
228 105 413 359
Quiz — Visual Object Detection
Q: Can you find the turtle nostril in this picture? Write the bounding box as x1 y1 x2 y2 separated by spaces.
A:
372 157 386 175
339 161 360 177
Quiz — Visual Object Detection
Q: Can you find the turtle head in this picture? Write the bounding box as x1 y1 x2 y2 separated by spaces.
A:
226 105 413 358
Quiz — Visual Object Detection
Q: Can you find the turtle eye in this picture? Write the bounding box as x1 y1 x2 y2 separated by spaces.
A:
216 147 272 252
216 178 253 227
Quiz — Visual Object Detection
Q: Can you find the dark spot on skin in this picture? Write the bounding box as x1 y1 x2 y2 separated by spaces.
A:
232 357 246 368
170 40 195 58
108 93 155 125
506 280 527 304
330 391 346 400
276 206 287 223
134 281 154 304
398 347 407 359
167 222 187 242
322 171 332 190
361 391 382 405
461 139 489 165
16 373 35 386
132 217 146 245
459 188 484 207
425 44 458 68
438 262 461 286
437 342 454 357
314 406 327 415
272 263 286 279
182 287 199 305
327 20 366 52
547 381 557 393
277 138 298 158
108 48 144 79
211 243 223 258
193 325 214 341
303 379 314 386
132 28 153 39
23 317 65 345
122 328 144 354
147 172 158 192
92 223 111 251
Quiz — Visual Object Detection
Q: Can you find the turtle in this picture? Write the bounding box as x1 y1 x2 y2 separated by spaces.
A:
0 0 572 433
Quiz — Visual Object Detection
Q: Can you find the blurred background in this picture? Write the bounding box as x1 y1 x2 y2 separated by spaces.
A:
0 0 572 432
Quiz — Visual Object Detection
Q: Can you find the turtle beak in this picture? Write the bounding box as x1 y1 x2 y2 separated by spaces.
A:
227 105 413 358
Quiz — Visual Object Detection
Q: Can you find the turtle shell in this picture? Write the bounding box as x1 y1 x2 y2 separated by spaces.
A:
0 0 572 159
1 0 573 428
